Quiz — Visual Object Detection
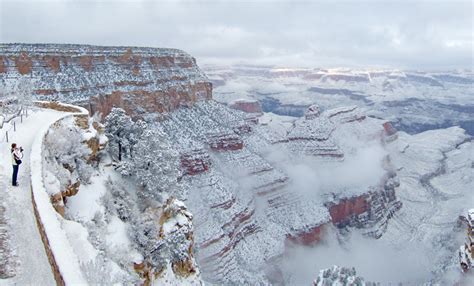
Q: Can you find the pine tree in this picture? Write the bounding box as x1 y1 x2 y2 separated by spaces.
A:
122 127 180 202
104 108 147 161
104 108 134 161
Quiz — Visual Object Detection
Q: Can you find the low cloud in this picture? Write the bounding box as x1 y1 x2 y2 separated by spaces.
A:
281 230 434 284
264 141 387 199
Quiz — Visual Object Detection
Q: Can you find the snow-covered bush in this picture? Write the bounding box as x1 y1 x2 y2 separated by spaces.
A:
80 255 138 285
80 257 113 284
103 177 134 222
1 76 35 116
132 209 164 266
43 119 94 192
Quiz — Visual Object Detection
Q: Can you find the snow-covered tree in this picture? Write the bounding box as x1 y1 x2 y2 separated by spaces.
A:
120 127 180 202
15 76 34 109
105 108 134 161
104 108 146 161
1 76 35 120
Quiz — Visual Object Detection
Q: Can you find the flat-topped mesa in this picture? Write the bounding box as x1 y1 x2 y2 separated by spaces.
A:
0 43 212 117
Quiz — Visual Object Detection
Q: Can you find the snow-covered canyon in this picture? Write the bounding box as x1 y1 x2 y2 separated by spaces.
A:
1 44 473 285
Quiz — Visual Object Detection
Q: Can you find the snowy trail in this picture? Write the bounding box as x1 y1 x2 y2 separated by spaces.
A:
0 108 71 285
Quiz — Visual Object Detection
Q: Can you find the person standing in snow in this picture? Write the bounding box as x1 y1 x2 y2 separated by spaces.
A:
11 143 23 187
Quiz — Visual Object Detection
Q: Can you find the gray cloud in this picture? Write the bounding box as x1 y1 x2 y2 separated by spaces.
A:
0 0 472 69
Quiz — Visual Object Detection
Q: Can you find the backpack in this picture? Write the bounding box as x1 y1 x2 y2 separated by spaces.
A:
12 150 22 165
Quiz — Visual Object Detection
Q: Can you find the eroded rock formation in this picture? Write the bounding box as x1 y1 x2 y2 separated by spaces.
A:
134 198 202 285
0 43 212 118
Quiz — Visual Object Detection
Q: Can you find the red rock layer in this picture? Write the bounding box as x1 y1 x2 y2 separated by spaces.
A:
180 149 211 176
328 196 369 224
229 99 263 114
208 133 244 151
286 223 328 246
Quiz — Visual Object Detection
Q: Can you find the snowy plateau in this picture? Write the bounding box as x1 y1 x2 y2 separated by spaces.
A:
0 44 473 285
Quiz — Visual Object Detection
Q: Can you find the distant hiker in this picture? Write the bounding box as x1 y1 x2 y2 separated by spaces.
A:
11 143 23 187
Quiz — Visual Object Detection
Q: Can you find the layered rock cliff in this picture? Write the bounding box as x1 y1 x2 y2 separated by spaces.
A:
0 43 212 117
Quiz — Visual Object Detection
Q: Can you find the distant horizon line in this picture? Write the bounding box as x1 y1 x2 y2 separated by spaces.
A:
1 42 471 73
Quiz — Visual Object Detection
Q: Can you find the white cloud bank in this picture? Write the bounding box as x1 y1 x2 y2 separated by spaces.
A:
1 0 472 69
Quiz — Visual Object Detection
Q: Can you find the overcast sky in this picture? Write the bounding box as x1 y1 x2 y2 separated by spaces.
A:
0 0 472 69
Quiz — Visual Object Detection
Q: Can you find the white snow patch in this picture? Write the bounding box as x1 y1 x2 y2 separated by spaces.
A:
62 220 99 264
66 174 107 222
105 216 131 250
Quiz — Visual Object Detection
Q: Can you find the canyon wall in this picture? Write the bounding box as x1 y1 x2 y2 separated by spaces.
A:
156 101 402 284
0 43 212 117
0 44 404 284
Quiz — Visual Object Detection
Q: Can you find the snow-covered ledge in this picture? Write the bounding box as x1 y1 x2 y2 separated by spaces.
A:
30 102 88 285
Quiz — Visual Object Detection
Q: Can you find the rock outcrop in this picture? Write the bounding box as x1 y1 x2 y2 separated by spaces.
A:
326 173 402 238
459 209 474 272
0 43 212 118
229 99 263 114
180 149 211 176
286 223 329 245
313 265 372 286
134 198 202 285
208 132 244 151
305 104 321 119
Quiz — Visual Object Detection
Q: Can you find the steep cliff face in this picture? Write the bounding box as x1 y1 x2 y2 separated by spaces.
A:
0 44 212 117
326 173 401 238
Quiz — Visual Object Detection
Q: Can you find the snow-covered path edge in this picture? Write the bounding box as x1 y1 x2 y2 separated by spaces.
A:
29 102 88 285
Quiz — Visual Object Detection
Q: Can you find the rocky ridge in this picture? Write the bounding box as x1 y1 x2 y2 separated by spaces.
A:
0 43 212 118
